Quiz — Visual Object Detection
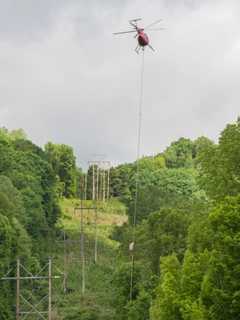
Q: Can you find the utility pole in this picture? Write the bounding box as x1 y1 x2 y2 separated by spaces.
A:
74 205 98 281
102 169 106 202
94 207 98 264
96 166 99 201
48 258 52 320
107 167 110 200
99 168 102 201
88 160 111 202
1 259 61 320
63 231 67 294
86 160 111 266
129 242 135 301
84 173 88 200
80 205 85 295
92 164 95 201
16 258 20 320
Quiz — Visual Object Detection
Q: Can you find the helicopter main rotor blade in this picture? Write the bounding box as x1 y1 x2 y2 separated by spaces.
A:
129 18 141 27
113 30 136 35
129 18 142 22
145 19 163 30
147 27 165 31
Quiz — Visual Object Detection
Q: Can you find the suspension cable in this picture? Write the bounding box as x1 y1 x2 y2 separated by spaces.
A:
130 49 145 301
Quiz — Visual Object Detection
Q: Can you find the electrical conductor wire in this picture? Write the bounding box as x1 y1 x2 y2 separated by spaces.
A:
130 49 145 301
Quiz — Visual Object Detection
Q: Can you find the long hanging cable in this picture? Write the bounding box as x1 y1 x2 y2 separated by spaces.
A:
130 49 145 301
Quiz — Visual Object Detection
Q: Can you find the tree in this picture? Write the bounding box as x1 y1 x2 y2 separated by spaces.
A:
45 142 77 197
135 207 190 274
0 213 13 272
197 119 240 199
150 255 182 320
110 163 134 201
0 176 31 319
129 168 198 223
127 290 151 320
164 138 195 169
200 195 240 320
180 250 209 320
112 262 143 320
0 175 26 222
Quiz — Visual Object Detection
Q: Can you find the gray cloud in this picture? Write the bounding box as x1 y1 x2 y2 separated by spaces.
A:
0 0 240 168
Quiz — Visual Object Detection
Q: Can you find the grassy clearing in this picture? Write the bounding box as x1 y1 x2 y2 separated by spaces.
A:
53 198 127 319
58 198 127 248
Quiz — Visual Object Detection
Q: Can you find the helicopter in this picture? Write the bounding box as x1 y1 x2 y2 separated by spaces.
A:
113 18 164 54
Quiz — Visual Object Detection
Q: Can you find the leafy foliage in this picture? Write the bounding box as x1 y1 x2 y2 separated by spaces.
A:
0 128 64 317
197 120 240 199
1 119 240 320
110 119 240 320
45 142 78 198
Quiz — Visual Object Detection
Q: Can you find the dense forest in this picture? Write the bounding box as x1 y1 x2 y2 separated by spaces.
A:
1 119 240 319
0 128 81 319
109 118 240 320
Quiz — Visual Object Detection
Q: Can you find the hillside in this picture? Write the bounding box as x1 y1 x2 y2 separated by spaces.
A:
1 120 240 320
54 198 128 320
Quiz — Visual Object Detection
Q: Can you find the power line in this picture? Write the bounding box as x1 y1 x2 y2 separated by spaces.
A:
1 258 62 320
130 49 145 301
73 206 98 295
88 160 111 202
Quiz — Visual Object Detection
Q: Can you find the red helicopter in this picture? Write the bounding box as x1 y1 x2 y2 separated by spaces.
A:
114 18 164 54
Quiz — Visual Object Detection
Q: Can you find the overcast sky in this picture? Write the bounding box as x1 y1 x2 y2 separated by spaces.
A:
0 0 240 168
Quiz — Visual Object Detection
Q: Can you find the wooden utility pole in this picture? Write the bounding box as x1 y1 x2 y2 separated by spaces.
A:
88 160 111 202
80 205 85 295
74 205 97 285
92 164 95 201
103 170 106 202
94 208 98 264
96 166 99 201
84 173 87 200
63 231 67 293
16 258 20 320
130 254 135 301
48 258 52 320
1 259 61 320
129 242 135 301
107 167 110 200
99 168 102 200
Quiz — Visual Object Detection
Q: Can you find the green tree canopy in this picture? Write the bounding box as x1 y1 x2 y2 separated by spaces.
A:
45 142 77 197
